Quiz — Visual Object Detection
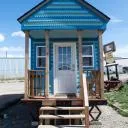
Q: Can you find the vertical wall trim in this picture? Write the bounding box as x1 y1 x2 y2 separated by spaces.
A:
77 30 84 98
25 31 29 98
98 30 104 98
45 30 50 97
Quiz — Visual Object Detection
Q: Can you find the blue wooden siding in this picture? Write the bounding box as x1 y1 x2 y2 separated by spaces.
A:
21 0 107 30
31 38 99 94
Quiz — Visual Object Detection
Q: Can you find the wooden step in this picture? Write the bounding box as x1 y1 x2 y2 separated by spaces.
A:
38 125 85 128
39 114 85 119
40 107 84 111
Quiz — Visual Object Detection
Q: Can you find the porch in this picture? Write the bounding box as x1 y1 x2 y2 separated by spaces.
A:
24 30 104 100
27 70 103 100
23 30 105 127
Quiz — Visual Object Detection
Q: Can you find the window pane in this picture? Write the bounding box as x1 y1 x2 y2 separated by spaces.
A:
83 57 93 66
58 46 71 70
37 58 45 67
59 54 62 63
59 47 63 55
67 47 71 55
37 47 46 56
63 47 66 54
82 46 92 56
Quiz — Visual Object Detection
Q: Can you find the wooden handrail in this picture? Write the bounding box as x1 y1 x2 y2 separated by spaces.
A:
82 73 89 128
83 74 89 107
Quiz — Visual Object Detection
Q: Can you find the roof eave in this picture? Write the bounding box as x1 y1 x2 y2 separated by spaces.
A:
17 0 50 23
79 0 110 22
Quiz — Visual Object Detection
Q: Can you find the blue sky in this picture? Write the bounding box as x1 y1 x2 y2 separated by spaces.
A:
0 0 127 57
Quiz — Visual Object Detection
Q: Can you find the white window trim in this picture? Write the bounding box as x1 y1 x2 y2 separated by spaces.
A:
82 45 94 68
36 46 46 68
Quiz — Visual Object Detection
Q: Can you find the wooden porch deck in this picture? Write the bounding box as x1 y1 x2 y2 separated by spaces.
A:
21 97 107 106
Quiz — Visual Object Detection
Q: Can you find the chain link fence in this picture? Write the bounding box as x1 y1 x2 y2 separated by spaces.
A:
0 58 25 80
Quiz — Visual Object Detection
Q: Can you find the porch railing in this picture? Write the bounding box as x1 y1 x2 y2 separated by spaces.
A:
28 70 45 97
85 70 101 98
27 70 101 98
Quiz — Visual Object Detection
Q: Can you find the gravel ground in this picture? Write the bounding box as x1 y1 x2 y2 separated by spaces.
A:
0 81 24 95
0 81 128 128
91 106 128 128
0 104 128 128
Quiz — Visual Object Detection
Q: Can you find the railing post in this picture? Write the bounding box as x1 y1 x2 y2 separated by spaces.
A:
94 71 100 98
25 31 29 99
98 30 104 99
77 30 84 99
83 74 89 128
45 30 49 98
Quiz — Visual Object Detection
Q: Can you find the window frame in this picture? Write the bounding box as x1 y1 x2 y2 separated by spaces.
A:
82 45 94 68
36 46 46 68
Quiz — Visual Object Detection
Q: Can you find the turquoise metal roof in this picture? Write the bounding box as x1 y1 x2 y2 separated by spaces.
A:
18 0 110 30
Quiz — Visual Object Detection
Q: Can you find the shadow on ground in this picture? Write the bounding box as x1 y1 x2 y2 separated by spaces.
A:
0 94 41 128
0 94 24 112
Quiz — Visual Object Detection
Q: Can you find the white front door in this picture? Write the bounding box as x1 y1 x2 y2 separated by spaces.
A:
54 43 77 94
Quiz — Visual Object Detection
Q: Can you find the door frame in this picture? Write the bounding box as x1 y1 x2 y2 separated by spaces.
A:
53 42 77 95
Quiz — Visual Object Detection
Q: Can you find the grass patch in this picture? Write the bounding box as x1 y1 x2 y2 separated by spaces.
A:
105 84 128 117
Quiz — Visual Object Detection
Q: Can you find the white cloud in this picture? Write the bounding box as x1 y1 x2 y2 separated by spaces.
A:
0 46 25 58
114 45 128 58
11 31 25 38
0 33 5 42
0 46 24 52
110 16 123 23
5 54 24 58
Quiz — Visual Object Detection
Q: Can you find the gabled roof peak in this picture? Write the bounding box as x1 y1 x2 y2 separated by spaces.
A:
18 0 110 23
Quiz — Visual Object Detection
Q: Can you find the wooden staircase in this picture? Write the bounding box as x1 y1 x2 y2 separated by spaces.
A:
39 106 85 127
38 74 89 128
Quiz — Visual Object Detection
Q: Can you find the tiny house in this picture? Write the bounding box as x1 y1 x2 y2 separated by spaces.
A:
18 0 110 127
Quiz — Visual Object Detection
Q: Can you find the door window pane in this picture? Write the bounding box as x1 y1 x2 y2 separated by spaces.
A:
58 46 71 70
59 47 63 55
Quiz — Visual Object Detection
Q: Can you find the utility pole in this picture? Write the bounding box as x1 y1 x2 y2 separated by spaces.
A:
5 51 7 58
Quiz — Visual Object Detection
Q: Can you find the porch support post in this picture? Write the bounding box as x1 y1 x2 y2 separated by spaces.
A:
24 31 29 99
98 30 104 98
77 30 83 99
45 30 49 98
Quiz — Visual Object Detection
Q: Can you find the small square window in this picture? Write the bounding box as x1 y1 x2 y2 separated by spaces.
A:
37 57 45 68
37 47 46 57
83 57 93 67
82 46 92 56
82 45 94 67
36 46 46 68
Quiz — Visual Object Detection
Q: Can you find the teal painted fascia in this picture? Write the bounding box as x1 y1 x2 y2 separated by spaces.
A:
31 37 98 42
21 25 106 31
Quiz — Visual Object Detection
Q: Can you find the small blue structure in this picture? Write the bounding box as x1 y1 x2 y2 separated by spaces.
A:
18 0 110 126
18 0 110 98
